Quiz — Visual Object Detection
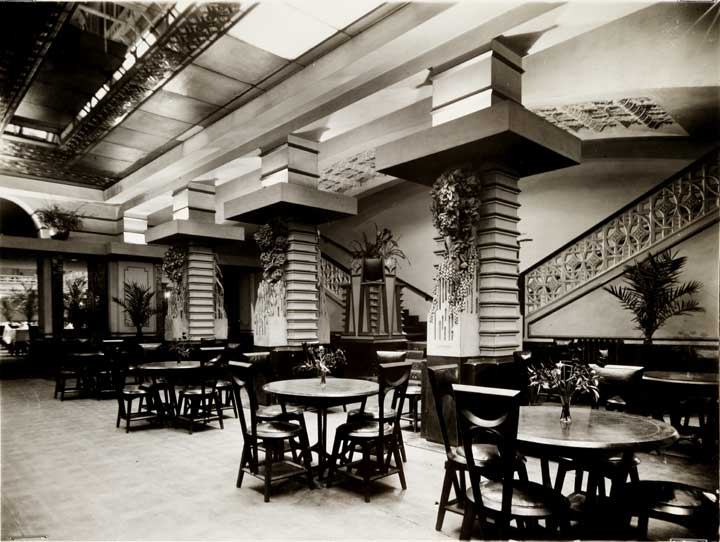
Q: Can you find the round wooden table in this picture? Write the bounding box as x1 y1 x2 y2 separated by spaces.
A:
519 405 678 496
263 377 379 477
643 371 718 453
138 360 202 371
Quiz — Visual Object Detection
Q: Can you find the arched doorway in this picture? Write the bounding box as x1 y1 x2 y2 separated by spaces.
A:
0 198 39 238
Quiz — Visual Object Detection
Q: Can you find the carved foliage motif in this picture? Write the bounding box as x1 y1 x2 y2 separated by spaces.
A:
320 149 394 193
525 152 719 314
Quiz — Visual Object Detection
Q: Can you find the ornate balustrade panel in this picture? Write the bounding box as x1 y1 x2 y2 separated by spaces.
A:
525 151 719 314
319 255 349 302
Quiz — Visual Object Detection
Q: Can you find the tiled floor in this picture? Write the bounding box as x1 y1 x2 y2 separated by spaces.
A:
1 376 717 541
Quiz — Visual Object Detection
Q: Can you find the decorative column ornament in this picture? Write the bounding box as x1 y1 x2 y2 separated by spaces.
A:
252 220 289 347
162 244 188 340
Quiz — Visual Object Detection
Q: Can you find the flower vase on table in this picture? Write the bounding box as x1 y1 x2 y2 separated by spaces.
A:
527 344 599 429
297 344 346 388
320 369 327 388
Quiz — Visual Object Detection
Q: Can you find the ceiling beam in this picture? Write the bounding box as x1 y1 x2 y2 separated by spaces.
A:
0 2 75 132
109 2 566 209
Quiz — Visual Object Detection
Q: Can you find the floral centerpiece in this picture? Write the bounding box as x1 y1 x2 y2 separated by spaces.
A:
528 350 599 427
429 164 482 320
297 344 346 386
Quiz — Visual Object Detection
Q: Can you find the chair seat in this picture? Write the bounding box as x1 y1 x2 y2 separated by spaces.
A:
255 421 303 439
121 385 147 396
180 386 216 396
257 404 302 418
467 480 568 518
626 480 718 516
347 407 396 421
342 420 394 438
59 369 79 376
406 385 421 396
216 379 232 389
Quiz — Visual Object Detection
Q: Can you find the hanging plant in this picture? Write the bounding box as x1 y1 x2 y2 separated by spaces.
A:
254 219 289 284
429 164 482 319
162 244 187 319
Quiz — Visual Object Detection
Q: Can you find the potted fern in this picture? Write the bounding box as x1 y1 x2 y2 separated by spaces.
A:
349 225 407 281
112 281 159 338
604 250 703 345
35 204 84 240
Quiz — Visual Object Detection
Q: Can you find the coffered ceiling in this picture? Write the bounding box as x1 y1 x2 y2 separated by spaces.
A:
0 0 718 207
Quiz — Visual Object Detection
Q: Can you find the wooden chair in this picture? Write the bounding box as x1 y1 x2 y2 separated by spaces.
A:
114 363 159 433
428 365 529 534
229 360 314 502
454 383 570 540
176 365 225 434
326 360 412 502
346 351 409 460
623 480 718 539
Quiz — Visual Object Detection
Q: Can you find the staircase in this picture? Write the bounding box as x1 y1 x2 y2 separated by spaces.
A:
522 149 719 329
318 236 430 341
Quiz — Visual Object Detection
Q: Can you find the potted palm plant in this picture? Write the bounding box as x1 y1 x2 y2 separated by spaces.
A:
604 250 703 345
349 225 407 281
64 277 88 331
34 204 84 240
112 281 159 338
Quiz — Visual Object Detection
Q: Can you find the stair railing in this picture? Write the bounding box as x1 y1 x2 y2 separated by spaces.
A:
522 148 719 316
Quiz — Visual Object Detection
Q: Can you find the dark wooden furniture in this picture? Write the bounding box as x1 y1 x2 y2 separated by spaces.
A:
176 365 225 434
139 361 202 419
622 480 719 538
264 376 379 478
326 360 412 502
230 361 315 502
347 350 409 460
114 364 158 433
643 371 718 453
427 364 529 535
517 405 678 534
454 384 570 540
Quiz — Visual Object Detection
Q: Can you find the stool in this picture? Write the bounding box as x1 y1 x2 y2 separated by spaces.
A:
54 369 82 401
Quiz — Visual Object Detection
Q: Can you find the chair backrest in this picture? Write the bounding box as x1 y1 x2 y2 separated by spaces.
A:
427 364 460 456
374 360 412 466
453 383 521 524
227 359 261 437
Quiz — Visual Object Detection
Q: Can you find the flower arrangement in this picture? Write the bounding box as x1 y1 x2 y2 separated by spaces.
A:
169 332 192 361
35 204 84 238
297 343 346 384
255 220 289 284
429 164 482 319
527 351 599 426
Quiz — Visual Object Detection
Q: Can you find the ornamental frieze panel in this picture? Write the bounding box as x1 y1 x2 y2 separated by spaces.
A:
532 97 687 139
525 151 719 314
61 3 245 155
320 149 395 193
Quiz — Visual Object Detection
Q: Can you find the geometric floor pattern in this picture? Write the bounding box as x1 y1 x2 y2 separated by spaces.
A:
2 378 717 541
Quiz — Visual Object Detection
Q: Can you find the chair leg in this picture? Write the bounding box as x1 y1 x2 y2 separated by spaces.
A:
555 461 568 491
237 443 249 488
574 467 584 493
264 440 273 503
298 430 315 490
460 502 475 540
362 444 372 503
126 398 132 433
214 393 225 429
396 425 407 463
326 433 343 487
436 465 454 531
393 442 407 490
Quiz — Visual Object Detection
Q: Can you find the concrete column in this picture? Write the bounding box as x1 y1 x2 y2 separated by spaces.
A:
285 223 320 345
260 135 319 188
119 214 147 244
186 243 216 340
172 181 216 223
476 170 521 359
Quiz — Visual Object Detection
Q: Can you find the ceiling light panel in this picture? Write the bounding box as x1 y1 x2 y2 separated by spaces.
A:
284 0 385 30
227 2 337 60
